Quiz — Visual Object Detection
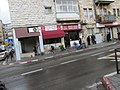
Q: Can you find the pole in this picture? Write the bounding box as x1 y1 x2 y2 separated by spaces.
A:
115 49 119 74
13 28 21 61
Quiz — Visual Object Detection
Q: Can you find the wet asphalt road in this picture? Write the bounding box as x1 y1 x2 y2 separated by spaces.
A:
0 44 120 90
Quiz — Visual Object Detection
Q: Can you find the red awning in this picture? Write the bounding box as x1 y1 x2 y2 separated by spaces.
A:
15 27 40 38
42 30 65 39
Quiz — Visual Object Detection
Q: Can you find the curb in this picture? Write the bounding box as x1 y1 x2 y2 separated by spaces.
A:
6 59 39 66
102 76 116 90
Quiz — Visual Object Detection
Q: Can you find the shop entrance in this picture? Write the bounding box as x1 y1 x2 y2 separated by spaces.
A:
64 31 79 47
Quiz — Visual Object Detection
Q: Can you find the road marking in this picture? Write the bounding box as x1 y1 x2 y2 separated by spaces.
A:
61 59 79 65
91 52 105 56
86 81 102 89
109 49 114 51
21 68 43 76
98 56 115 60
110 59 120 62
98 56 120 61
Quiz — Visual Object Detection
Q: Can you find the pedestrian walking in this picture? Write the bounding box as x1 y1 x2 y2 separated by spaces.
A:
79 38 82 46
107 32 111 42
9 49 14 61
91 34 96 44
33 46 37 56
82 36 86 48
87 36 91 45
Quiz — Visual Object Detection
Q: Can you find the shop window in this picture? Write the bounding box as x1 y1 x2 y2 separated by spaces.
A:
69 31 79 40
44 38 61 44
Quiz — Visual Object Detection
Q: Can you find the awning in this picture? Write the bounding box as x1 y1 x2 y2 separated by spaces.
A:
15 27 40 38
105 24 120 27
42 30 65 39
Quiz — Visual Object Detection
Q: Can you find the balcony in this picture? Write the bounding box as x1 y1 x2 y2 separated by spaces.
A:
95 0 114 4
97 15 116 23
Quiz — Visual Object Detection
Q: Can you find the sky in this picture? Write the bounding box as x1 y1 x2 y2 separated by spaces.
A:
0 0 11 24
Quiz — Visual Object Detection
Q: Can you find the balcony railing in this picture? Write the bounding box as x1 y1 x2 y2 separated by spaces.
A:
96 15 116 23
95 0 114 4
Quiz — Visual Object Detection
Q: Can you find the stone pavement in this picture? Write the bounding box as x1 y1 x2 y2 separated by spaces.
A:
102 47 120 90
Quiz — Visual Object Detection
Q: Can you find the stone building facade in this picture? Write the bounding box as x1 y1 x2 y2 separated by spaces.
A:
95 0 120 42
8 0 120 60
0 20 4 44
8 0 57 27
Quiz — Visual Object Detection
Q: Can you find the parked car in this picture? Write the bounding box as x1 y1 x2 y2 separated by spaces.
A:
0 50 8 61
0 45 9 61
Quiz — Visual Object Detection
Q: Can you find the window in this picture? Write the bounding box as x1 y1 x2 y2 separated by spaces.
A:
69 31 79 40
117 9 120 16
56 0 79 13
87 28 94 36
45 7 52 14
88 8 93 18
103 8 107 15
44 38 61 44
83 8 88 17
113 9 116 16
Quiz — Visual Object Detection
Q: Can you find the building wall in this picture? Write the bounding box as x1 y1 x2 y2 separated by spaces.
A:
0 20 4 44
96 1 120 23
95 1 120 40
78 0 98 45
8 0 57 27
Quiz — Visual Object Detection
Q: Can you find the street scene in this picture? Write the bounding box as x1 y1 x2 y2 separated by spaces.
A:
0 0 120 90
0 41 119 90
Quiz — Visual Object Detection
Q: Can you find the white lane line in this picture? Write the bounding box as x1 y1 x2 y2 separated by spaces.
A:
91 52 105 56
98 56 120 60
61 59 79 65
109 49 114 51
110 59 120 62
98 56 115 60
86 81 102 89
21 68 43 76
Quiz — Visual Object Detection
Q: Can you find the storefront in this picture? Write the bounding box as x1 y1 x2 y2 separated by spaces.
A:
41 25 65 51
15 27 41 53
61 24 82 47
96 23 120 41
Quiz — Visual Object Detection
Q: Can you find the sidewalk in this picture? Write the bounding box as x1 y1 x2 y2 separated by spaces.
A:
102 72 120 90
1 41 117 66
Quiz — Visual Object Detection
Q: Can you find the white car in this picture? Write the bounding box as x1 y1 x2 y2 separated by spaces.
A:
0 50 8 61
